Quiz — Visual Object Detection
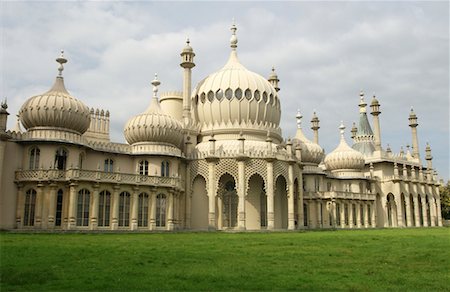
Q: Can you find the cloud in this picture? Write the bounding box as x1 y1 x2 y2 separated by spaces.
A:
1 1 448 179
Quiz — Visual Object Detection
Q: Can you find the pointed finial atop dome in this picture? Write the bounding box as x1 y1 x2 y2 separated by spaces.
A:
296 109 303 129
339 121 345 138
151 73 161 98
56 50 67 77
359 90 367 113
230 19 238 50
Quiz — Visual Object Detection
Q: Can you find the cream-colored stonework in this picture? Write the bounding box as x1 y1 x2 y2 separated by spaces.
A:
0 25 443 231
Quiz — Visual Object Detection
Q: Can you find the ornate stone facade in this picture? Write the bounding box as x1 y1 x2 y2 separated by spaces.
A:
0 25 443 231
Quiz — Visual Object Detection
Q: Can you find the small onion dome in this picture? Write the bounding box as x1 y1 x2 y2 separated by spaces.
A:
292 110 324 165
325 122 365 171
182 38 194 53
124 75 183 147
19 51 91 134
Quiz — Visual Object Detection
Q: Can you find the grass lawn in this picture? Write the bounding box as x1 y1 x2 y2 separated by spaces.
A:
1 228 449 291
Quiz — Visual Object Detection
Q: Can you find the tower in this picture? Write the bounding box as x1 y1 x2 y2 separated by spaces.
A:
370 95 382 152
310 111 320 144
268 67 280 92
180 38 195 125
408 107 420 161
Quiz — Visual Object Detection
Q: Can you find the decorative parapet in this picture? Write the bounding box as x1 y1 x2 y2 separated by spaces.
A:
15 169 183 190
304 191 374 201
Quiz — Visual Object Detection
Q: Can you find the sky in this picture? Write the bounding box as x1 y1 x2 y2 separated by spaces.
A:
1 1 449 180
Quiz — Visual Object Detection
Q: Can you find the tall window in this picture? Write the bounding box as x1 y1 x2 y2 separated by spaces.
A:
55 189 63 226
29 147 40 170
139 160 149 175
24 189 37 226
314 177 320 191
223 181 238 228
78 153 85 169
156 194 166 227
344 204 349 226
352 204 357 226
260 191 267 227
336 204 341 226
104 159 114 173
161 161 170 177
77 189 90 226
303 203 308 227
138 193 149 227
119 192 130 227
360 205 364 225
98 191 111 227
55 148 68 170
368 205 372 226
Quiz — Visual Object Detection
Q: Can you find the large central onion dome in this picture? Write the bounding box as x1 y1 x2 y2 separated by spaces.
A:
325 123 365 171
19 51 91 135
124 75 183 150
192 23 281 142
292 110 324 165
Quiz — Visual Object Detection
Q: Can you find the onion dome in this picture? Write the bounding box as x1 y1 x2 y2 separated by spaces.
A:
292 110 324 165
19 51 91 135
192 23 281 141
325 122 365 171
124 74 183 148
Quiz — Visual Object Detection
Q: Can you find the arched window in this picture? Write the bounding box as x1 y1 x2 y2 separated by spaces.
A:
77 189 90 226
161 161 170 177
139 160 149 175
55 148 68 170
104 159 114 173
156 194 166 227
260 191 267 227
55 189 64 227
98 190 111 227
138 193 149 227
24 189 37 226
119 192 130 227
29 147 40 170
303 203 308 227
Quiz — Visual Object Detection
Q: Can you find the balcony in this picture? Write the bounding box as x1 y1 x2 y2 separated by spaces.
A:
15 169 183 190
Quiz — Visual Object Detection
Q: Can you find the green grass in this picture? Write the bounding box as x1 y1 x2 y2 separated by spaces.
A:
1 228 449 291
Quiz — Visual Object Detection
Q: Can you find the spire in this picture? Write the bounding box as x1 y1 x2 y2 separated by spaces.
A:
339 121 346 141
296 109 302 129
310 111 320 144
351 122 357 139
353 90 375 156
13 114 22 133
56 50 67 77
359 90 367 113
230 20 238 50
151 73 160 99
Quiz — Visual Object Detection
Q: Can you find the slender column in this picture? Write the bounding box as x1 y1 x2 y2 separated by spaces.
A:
287 163 295 230
364 203 369 228
15 184 24 229
382 196 389 227
111 185 120 230
435 197 443 226
68 183 78 229
429 196 436 227
266 160 275 230
340 201 346 228
370 96 382 152
330 200 336 228
130 187 139 230
47 184 57 229
89 184 99 230
149 188 156 230
34 183 44 228
394 192 404 227
217 195 223 230
370 202 376 228
316 200 322 228
405 194 412 227
297 173 304 229
309 201 316 228
185 162 192 229
167 191 174 230
349 202 354 228
237 160 246 230
356 202 361 228
421 196 428 227
413 195 420 226
207 160 217 230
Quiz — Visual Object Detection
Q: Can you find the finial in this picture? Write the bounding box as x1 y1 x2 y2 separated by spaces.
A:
230 20 238 50
186 37 190 45
151 73 161 97
296 109 302 129
56 50 67 77
359 90 367 113
1 98 7 110
339 121 345 137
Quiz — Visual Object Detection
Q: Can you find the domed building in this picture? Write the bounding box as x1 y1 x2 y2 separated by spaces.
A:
0 24 443 231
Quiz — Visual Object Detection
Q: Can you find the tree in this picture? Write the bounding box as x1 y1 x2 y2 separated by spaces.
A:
439 180 450 220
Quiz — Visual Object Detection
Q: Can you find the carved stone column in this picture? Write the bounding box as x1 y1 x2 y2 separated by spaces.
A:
149 187 157 230
15 184 24 229
266 158 275 230
405 194 412 227
47 183 57 229
90 184 99 230
167 190 175 231
413 195 420 226
287 163 295 230
68 183 78 229
421 195 429 227
130 186 139 230
111 185 120 230
237 158 247 230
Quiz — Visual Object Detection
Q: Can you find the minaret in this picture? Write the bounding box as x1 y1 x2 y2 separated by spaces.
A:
268 67 280 92
425 142 433 174
180 38 195 125
370 95 382 152
310 111 320 144
408 107 420 160
0 100 9 133
351 122 357 140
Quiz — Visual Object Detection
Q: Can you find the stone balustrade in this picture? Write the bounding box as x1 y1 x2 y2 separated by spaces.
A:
304 191 374 201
